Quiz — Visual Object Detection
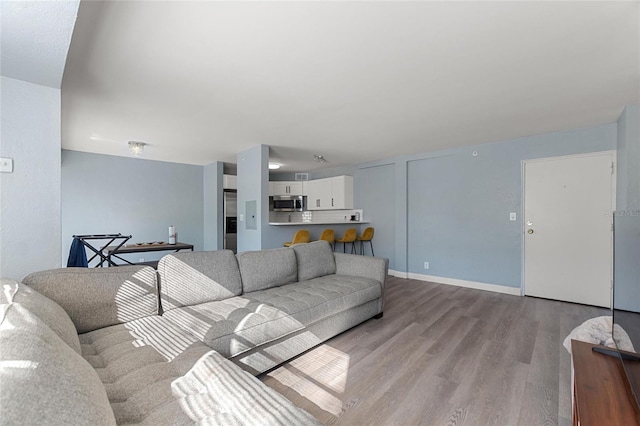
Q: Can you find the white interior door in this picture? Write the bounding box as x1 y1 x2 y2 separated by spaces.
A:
523 152 614 307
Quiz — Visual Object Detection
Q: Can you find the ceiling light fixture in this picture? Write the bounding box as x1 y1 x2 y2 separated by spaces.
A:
268 163 281 170
128 141 146 156
313 155 327 164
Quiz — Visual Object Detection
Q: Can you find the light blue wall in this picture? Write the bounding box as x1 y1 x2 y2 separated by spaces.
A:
617 104 640 210
355 164 396 268
61 150 204 264
203 161 224 250
358 123 616 288
237 144 269 252
61 116 623 286
614 104 640 311
613 211 640 312
407 151 522 286
1 77 62 280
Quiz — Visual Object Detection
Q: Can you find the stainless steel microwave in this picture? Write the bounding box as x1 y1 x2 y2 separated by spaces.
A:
271 195 306 212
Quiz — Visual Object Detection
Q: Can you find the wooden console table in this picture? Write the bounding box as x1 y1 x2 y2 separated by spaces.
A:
104 242 193 267
571 339 640 425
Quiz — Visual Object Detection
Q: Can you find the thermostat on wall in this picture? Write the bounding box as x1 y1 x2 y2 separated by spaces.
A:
0 158 13 173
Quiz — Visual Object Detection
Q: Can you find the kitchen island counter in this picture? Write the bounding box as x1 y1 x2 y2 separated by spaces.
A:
269 221 370 226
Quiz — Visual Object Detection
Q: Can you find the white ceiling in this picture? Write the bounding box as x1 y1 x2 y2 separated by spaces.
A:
1 0 79 89
61 1 640 171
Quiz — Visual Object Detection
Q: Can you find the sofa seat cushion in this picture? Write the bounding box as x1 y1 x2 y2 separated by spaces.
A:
169 350 321 425
163 297 306 359
1 303 116 426
80 315 216 424
250 274 382 324
79 315 320 425
163 274 381 358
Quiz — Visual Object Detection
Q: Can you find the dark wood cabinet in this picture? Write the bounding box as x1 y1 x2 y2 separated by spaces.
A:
571 339 640 425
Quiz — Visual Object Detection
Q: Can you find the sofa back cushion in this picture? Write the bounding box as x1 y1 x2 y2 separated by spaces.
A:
236 247 298 293
0 278 81 354
292 241 337 281
0 303 116 426
23 266 158 333
158 250 242 311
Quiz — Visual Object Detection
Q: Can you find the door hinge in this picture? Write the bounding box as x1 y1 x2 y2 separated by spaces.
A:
611 162 615 175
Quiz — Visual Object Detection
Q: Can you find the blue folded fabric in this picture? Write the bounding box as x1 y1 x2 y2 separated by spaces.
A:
67 237 88 267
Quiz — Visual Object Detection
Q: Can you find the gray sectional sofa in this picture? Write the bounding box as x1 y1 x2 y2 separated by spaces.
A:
0 241 387 425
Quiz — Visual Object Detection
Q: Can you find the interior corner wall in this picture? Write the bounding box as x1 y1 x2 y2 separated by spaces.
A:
0 77 62 280
61 150 204 264
237 144 269 252
617 104 640 210
203 161 224 250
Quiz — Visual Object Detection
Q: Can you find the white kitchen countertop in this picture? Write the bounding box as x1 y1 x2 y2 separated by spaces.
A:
269 221 370 226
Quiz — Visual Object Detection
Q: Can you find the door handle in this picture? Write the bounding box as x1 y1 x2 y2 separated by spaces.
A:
527 229 534 234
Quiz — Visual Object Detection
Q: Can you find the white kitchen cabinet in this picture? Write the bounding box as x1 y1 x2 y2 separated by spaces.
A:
305 179 332 210
306 175 353 210
269 181 304 196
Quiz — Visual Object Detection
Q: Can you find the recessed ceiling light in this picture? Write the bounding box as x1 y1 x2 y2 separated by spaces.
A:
128 141 146 156
268 163 281 170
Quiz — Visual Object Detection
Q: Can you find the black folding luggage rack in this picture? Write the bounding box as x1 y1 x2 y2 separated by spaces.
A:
72 233 132 267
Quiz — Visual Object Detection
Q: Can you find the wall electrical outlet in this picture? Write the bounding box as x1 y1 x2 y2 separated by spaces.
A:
424 261 429 269
509 212 517 221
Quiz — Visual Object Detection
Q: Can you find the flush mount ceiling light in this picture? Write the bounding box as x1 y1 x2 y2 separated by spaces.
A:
268 163 281 170
128 141 146 156
313 155 327 164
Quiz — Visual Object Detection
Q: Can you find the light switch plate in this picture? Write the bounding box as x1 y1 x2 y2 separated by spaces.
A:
509 212 517 221
0 157 13 173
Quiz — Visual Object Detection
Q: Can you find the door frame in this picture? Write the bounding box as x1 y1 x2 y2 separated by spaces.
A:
520 150 616 302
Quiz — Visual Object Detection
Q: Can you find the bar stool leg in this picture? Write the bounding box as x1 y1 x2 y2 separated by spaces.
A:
369 240 374 256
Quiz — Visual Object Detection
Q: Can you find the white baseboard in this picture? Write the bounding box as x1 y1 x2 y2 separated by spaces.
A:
390 270 522 296
388 269 408 279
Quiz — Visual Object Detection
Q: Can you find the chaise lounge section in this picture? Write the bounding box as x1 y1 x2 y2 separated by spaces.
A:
1 241 387 425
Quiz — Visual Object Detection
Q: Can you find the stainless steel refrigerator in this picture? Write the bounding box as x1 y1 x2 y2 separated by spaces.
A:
223 191 237 253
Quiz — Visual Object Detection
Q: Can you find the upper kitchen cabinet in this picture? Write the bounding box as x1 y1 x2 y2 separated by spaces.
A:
269 181 304 196
306 175 353 210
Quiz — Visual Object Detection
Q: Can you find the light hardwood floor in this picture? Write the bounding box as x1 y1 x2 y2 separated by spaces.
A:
260 276 606 425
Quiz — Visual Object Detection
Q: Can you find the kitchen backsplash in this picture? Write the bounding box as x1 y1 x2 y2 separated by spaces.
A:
270 209 364 223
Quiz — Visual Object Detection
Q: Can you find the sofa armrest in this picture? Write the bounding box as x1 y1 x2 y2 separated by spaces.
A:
333 253 388 311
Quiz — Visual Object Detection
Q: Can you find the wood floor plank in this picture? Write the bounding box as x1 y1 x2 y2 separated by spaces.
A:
259 276 609 425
